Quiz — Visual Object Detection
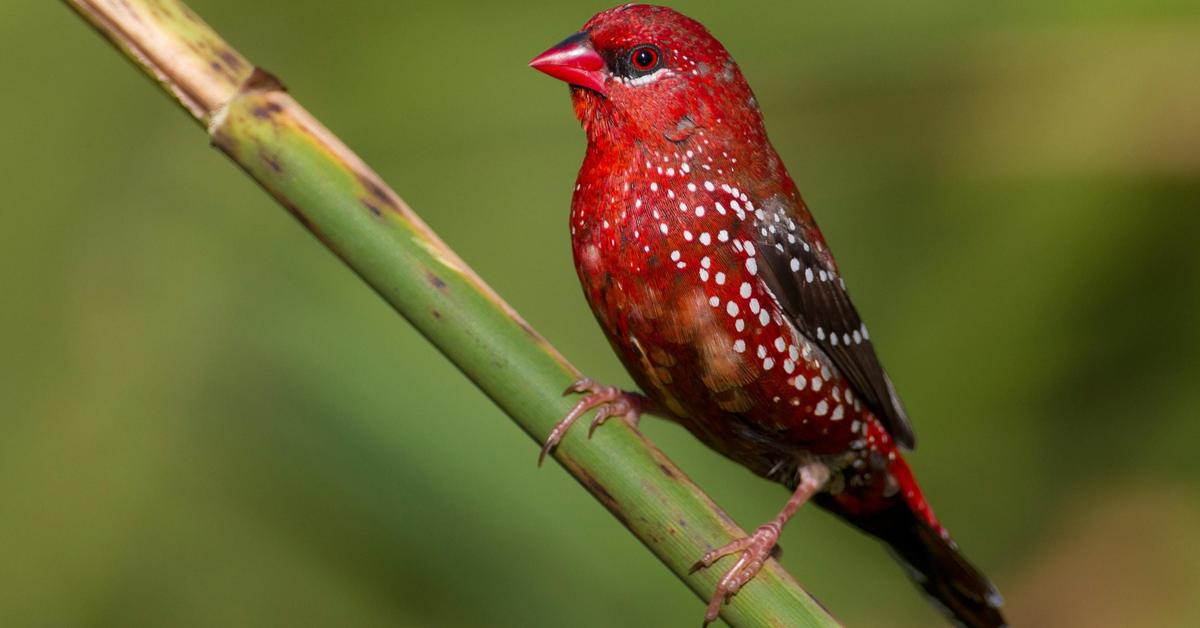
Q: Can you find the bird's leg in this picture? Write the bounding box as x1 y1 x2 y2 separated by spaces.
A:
691 461 832 625
538 377 656 466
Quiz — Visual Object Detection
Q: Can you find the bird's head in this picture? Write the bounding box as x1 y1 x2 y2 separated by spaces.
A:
530 4 764 150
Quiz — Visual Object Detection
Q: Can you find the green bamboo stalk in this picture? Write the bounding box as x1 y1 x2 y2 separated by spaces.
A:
63 1 840 626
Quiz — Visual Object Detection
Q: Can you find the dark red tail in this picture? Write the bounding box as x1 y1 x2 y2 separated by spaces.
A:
810 445 1004 627
817 490 1006 627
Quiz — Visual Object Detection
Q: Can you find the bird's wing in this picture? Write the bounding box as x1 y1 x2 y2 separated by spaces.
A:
749 195 916 449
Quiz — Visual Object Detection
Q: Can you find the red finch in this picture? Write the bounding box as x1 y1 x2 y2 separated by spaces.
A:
531 5 1004 626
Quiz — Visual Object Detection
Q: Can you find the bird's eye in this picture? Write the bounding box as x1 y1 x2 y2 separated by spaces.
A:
629 45 661 72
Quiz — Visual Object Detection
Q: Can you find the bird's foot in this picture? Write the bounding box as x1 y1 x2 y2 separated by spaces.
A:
538 377 648 466
690 522 783 626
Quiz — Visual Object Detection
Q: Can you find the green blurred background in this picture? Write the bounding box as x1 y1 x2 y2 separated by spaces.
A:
3 1 1198 626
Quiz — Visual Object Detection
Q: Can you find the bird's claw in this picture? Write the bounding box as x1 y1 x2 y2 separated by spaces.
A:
538 377 645 466
562 378 597 396
692 523 783 626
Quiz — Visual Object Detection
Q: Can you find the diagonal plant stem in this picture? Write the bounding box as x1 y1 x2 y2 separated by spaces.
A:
62 1 840 626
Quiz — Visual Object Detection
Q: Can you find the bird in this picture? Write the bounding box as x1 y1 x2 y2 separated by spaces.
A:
528 5 1005 627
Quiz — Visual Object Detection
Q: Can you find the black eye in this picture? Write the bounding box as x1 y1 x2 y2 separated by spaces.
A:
629 45 661 72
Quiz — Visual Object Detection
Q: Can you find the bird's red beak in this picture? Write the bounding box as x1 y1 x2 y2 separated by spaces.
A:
529 31 607 95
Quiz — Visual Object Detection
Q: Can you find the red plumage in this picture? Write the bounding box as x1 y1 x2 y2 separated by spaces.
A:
531 5 1003 626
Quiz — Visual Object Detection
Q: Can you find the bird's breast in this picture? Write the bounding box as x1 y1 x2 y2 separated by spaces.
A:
568 140 871 474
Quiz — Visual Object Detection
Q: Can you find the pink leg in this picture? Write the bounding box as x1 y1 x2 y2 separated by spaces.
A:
691 462 831 625
538 377 656 466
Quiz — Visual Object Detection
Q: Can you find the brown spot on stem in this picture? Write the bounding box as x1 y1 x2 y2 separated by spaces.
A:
575 468 626 526
218 49 246 74
261 151 283 173
359 175 401 212
427 272 447 291
241 67 283 93
659 463 677 479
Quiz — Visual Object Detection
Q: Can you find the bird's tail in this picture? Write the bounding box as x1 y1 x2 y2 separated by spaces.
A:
814 456 1005 627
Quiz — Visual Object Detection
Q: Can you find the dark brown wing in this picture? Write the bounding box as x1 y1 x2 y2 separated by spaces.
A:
751 195 916 449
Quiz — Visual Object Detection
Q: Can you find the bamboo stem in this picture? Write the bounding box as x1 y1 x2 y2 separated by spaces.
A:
62 1 839 625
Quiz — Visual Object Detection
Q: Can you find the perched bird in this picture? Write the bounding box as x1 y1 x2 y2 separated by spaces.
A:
530 5 1004 626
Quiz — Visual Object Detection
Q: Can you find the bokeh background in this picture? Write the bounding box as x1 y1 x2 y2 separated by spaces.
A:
3 1 1199 626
